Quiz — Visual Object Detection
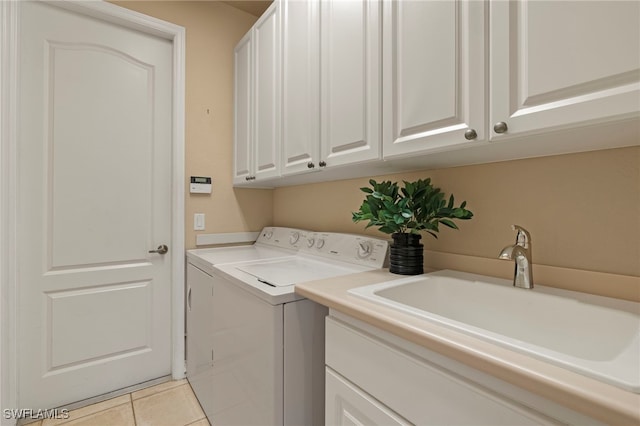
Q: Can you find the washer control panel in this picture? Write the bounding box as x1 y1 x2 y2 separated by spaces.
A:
256 227 309 250
299 232 389 268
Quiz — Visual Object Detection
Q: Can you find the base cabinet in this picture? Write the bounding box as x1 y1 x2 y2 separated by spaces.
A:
325 313 603 426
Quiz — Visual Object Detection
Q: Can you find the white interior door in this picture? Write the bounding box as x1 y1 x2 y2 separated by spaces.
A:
17 1 173 409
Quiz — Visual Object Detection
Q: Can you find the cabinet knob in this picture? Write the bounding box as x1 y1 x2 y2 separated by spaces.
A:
464 129 477 140
319 161 327 167
307 162 315 169
493 121 508 134
245 176 251 181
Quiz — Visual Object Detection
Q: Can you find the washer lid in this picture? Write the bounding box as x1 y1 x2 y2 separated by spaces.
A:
235 257 368 287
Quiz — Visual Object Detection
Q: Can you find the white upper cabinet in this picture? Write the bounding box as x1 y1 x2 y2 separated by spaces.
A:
281 0 321 176
233 2 280 185
320 0 382 168
382 0 487 159
233 32 252 184
490 0 640 139
234 0 639 187
253 2 281 180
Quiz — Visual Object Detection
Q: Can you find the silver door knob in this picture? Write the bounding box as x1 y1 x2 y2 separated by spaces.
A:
493 121 508 133
149 244 169 254
464 129 477 140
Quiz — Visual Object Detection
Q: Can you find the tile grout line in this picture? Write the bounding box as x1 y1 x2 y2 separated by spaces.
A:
48 401 132 426
130 392 139 426
132 382 187 403
128 393 137 426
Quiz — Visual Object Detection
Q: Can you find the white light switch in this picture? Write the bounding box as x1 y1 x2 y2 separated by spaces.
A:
194 213 205 231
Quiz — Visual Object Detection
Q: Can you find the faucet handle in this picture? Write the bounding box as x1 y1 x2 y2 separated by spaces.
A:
511 224 531 249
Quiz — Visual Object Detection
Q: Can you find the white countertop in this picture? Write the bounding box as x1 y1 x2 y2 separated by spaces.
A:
295 269 640 425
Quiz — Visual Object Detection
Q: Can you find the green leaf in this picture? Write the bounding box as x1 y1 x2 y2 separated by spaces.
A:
353 176 473 238
439 219 458 229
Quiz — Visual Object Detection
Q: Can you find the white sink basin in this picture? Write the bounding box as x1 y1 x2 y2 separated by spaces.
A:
349 270 640 393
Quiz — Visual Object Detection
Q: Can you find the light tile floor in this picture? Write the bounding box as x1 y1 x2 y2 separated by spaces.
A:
25 380 209 426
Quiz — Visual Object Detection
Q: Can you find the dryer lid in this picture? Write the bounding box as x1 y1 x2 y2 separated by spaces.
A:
235 257 368 287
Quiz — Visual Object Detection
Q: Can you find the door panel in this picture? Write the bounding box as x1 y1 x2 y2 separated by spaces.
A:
383 0 486 158
490 0 640 138
320 0 381 167
47 281 151 369
281 0 320 176
253 3 280 180
49 43 153 267
234 33 252 184
18 1 173 409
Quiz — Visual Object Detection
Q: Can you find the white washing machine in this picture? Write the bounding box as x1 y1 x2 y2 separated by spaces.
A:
187 226 308 269
185 227 309 424
186 231 388 426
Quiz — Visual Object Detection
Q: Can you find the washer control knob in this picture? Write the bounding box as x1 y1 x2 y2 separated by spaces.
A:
357 241 373 258
263 229 273 239
316 238 325 249
289 231 300 245
307 237 315 248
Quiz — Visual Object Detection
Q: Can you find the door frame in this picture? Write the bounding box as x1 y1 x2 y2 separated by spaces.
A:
0 1 185 420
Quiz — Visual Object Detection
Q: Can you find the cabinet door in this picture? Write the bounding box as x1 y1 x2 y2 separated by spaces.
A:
490 0 640 139
383 0 486 159
233 32 253 185
253 2 281 181
326 367 410 426
281 0 321 176
320 0 381 168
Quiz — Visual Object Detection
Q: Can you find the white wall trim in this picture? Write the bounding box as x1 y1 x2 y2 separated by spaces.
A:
1 1 19 424
196 232 261 246
0 2 186 419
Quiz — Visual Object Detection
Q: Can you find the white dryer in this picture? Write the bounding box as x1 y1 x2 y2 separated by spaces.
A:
185 227 309 424
195 232 388 425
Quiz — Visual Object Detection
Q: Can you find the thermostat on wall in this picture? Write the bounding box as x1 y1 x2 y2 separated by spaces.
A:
190 176 212 194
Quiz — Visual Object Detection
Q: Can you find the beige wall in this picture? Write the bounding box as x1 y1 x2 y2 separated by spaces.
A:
274 146 640 297
112 1 273 249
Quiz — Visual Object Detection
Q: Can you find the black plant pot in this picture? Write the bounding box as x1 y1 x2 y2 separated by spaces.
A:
390 233 424 275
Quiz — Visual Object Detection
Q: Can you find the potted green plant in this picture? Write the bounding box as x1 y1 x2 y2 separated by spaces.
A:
352 178 473 275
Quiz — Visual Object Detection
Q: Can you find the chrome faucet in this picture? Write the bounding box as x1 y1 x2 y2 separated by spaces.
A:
498 225 533 289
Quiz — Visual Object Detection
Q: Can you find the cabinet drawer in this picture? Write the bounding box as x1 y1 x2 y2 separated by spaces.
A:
326 316 559 425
